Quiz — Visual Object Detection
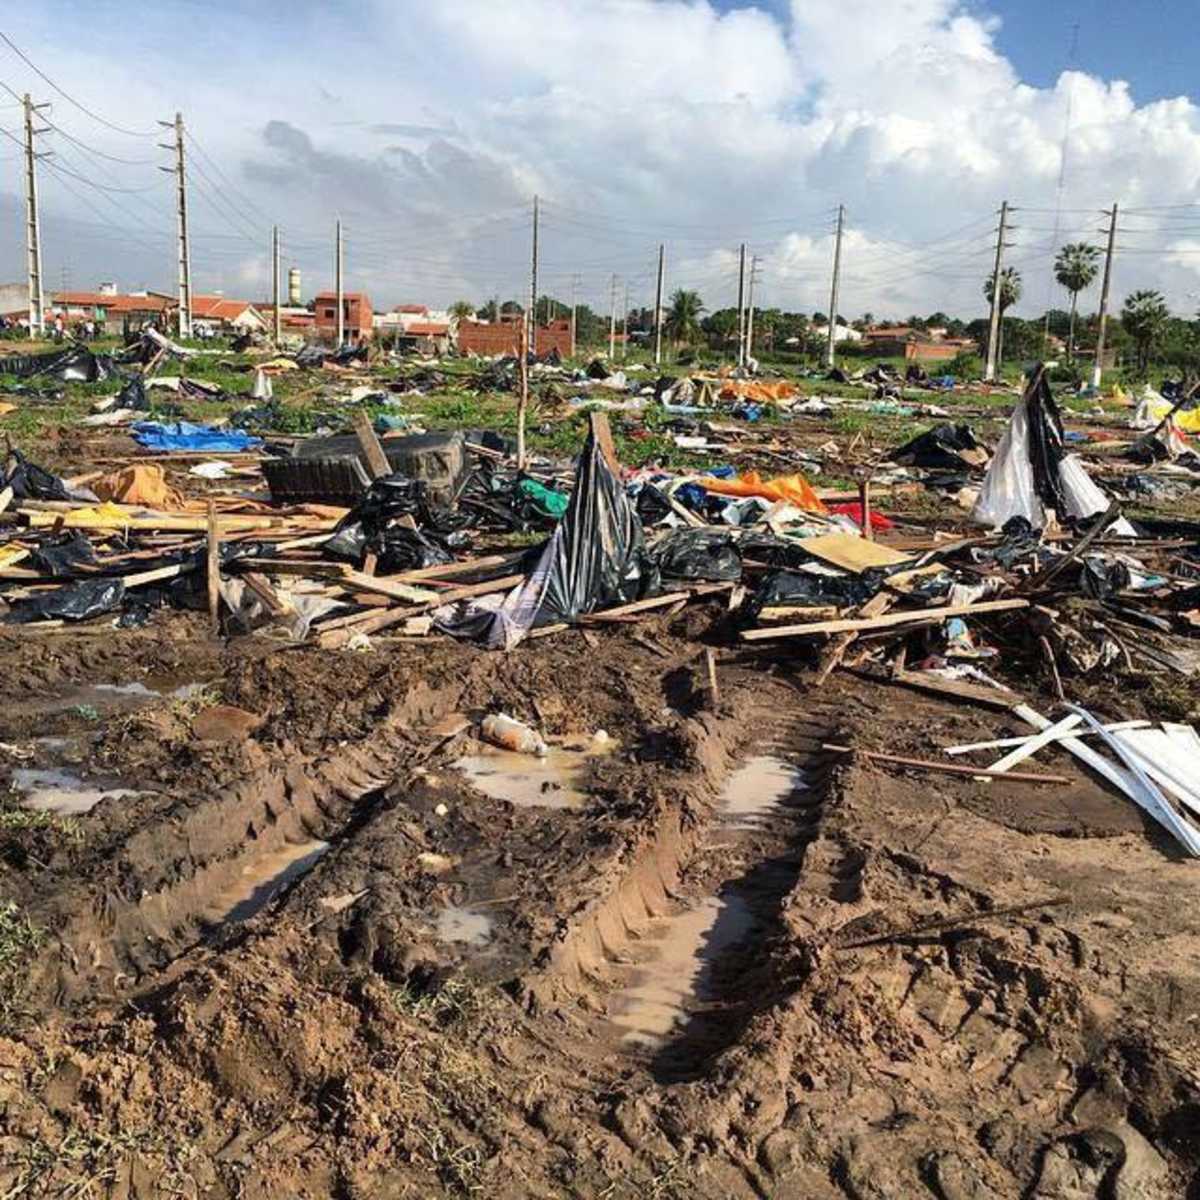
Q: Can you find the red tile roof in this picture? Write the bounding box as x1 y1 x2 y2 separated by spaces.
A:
394 304 428 314
403 321 450 336
192 296 258 320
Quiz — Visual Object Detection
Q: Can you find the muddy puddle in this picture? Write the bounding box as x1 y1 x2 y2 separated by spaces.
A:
20 678 208 720
10 767 146 816
201 840 330 926
718 754 807 830
453 734 613 809
608 893 754 1049
436 905 494 947
604 735 823 1067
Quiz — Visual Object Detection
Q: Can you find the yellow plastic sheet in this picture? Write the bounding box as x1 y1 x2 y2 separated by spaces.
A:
701 470 827 514
94 464 185 510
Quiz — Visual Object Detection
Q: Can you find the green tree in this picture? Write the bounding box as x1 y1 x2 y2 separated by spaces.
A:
1121 290 1170 375
664 289 705 347
449 300 475 323
703 308 738 351
1053 242 1101 361
983 266 1022 364
476 298 499 322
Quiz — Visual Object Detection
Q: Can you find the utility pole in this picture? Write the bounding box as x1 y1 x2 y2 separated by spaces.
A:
158 112 192 339
22 93 48 338
736 242 747 367
569 273 578 358
984 200 1010 382
608 273 617 361
1093 202 1118 389
335 216 344 347
653 243 665 366
271 225 281 347
620 280 629 361
825 204 845 369
746 254 759 364
528 194 539 357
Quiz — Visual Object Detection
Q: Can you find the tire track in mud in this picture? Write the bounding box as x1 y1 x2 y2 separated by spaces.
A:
598 706 841 1082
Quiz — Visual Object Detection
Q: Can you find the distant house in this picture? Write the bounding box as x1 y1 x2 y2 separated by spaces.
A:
813 322 862 344
863 324 976 362
50 289 176 335
191 296 267 336
313 292 373 342
0 282 28 319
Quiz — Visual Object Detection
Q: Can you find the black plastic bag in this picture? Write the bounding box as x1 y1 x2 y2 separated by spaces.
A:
117 376 150 411
31 533 97 578
651 528 742 583
12 578 125 623
375 527 453 572
635 483 674 526
534 426 654 624
1 449 72 501
1080 557 1132 600
889 423 986 470
585 357 609 380
741 568 879 625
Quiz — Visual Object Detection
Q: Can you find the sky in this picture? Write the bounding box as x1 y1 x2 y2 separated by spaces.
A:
1 0 1199 323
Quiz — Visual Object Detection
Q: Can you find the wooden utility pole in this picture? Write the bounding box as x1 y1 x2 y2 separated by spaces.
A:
158 111 192 339
620 280 629 361
271 224 281 346
608 273 617 361
22 94 48 338
653 243 665 366
528 194 539 357
1093 202 1118 389
746 254 759 364
825 204 844 368
517 314 529 469
334 216 344 347
984 200 1009 382
569 272 578 358
736 242 747 367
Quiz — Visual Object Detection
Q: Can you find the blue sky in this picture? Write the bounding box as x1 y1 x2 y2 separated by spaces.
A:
1 1 1199 319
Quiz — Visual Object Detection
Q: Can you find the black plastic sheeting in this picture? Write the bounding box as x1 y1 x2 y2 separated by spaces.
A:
889 423 985 470
742 568 880 620
324 474 469 572
31 534 98 578
534 427 653 625
9 578 126 624
651 528 742 583
0 344 112 383
1026 367 1068 515
1 449 74 502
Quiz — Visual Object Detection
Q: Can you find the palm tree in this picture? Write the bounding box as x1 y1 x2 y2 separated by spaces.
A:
1121 290 1170 375
1054 243 1101 361
663 289 705 348
983 266 1022 365
449 300 475 325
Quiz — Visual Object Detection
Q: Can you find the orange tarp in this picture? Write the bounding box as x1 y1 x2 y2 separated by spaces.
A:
717 380 797 403
94 464 185 509
701 470 827 514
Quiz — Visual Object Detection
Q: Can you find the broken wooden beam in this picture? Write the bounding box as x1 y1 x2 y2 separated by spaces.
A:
822 743 1071 785
742 597 1029 640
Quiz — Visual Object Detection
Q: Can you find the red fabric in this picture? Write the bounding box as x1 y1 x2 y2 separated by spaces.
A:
827 502 894 530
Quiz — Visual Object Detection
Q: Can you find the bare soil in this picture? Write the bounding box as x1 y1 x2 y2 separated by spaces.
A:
0 594 1198 1199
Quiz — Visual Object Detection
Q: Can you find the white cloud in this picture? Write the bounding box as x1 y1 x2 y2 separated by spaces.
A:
3 0 1200 320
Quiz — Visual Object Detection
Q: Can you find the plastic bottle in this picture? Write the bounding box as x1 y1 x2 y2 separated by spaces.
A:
481 713 549 757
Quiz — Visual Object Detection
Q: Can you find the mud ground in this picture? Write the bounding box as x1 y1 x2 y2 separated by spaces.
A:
0 585 1196 1200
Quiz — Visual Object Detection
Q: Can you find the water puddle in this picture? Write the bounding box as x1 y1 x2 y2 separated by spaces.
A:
609 893 755 1049
435 905 494 946
719 754 806 830
453 735 613 810
204 840 329 926
10 767 146 816
25 679 208 719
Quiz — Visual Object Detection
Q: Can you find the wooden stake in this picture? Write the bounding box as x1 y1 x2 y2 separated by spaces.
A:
704 647 720 708
822 743 1071 785
352 408 391 480
206 498 221 636
858 477 873 541
517 314 529 471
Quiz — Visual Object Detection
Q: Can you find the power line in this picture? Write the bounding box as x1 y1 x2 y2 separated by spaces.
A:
0 29 158 137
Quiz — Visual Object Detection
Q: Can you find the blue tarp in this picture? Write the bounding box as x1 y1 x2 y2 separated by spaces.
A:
131 421 262 453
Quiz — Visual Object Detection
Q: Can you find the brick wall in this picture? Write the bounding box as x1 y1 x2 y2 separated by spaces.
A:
458 319 572 358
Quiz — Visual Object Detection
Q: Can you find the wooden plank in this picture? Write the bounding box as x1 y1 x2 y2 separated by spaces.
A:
206 499 221 635
0 486 12 515
794 532 912 574
124 562 194 589
823 743 1071 785
814 591 895 686
389 554 512 584
352 408 391 479
338 571 440 604
241 571 291 617
705 647 719 708
589 410 620 474
742 597 1029 640
888 667 1019 709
